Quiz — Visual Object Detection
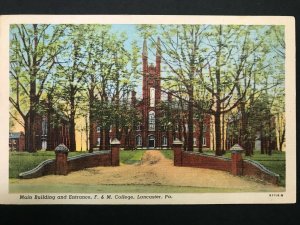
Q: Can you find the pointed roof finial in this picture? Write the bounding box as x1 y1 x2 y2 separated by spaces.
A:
156 37 161 57
143 38 148 57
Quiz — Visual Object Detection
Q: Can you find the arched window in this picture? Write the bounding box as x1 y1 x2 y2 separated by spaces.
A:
149 111 155 131
136 135 142 146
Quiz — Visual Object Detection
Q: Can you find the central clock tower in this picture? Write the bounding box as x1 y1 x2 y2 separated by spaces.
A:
142 38 161 148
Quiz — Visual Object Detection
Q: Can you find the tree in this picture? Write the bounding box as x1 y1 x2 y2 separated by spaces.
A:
89 28 139 150
9 24 66 152
138 25 209 151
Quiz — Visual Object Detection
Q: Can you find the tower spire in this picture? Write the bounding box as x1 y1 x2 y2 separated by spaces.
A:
156 37 161 76
143 38 148 58
156 37 161 57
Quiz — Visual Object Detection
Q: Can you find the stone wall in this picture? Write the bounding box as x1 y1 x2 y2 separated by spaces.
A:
19 159 56 179
243 159 280 184
173 142 279 185
19 150 116 179
67 151 112 172
181 152 231 172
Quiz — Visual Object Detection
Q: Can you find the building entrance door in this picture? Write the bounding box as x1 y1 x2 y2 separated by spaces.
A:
148 135 155 148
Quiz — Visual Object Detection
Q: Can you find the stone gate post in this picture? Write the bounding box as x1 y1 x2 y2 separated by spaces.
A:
172 138 183 166
110 138 120 166
55 144 69 175
230 144 244 176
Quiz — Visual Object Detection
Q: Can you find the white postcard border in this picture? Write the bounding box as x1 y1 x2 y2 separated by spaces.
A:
0 15 296 204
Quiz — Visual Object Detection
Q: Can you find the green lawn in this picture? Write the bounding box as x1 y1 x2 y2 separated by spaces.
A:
244 151 286 186
9 149 285 186
9 151 85 179
9 150 146 178
221 150 285 186
120 150 146 164
159 149 173 160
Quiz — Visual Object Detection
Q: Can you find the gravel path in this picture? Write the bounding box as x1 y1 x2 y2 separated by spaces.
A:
13 150 284 192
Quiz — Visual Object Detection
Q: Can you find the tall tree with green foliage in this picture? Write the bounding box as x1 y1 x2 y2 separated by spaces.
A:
9 24 66 152
138 24 209 151
55 25 96 151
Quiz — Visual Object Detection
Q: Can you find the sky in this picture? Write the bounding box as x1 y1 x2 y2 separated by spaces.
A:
110 24 160 98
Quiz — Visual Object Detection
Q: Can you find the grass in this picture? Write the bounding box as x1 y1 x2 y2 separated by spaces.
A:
9 150 84 179
220 150 286 186
120 150 146 164
159 149 173 160
9 148 285 187
244 151 286 186
9 149 146 178
159 148 285 186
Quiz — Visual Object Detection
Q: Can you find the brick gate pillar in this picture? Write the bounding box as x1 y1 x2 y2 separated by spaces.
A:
230 144 244 176
172 138 183 166
110 138 120 166
55 144 69 175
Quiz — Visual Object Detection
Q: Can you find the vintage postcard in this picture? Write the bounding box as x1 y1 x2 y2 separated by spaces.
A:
0 15 295 204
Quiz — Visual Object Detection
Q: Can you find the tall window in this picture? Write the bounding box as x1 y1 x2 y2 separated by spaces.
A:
136 135 142 146
203 137 206 146
149 111 155 131
96 126 101 133
185 124 188 131
136 123 141 131
193 138 197 146
162 136 168 146
203 124 207 132
42 117 47 136
150 87 155 107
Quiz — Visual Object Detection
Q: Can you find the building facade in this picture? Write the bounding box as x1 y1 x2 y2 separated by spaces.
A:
24 108 71 151
92 38 211 150
9 132 25 151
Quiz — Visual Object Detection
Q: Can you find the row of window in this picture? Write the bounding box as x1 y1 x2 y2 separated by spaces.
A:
96 124 208 133
96 136 207 146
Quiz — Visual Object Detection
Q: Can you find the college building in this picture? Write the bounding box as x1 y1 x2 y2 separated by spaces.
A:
92 38 211 150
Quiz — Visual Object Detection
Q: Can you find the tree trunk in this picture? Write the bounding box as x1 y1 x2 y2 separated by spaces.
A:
28 110 36 152
69 114 76 151
46 100 52 150
187 101 194 152
85 115 89 152
222 108 225 153
105 127 110 150
28 24 38 152
260 132 265 154
182 119 187 151
215 111 222 156
89 94 95 153
24 117 29 151
88 119 94 152
198 119 203 153
187 86 194 152
279 127 285 151
100 128 104 150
